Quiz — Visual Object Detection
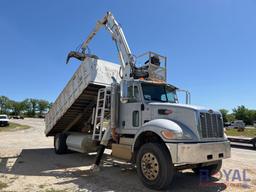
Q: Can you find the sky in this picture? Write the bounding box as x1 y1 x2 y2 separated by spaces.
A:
0 0 256 111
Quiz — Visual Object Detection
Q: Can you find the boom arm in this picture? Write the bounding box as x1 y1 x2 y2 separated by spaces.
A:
80 12 135 80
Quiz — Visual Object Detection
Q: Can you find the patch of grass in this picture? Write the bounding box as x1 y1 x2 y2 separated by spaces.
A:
246 126 256 129
39 184 46 189
0 181 8 190
44 189 68 192
225 128 256 138
0 122 30 132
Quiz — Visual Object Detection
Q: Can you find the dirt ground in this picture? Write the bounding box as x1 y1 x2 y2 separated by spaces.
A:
0 118 255 192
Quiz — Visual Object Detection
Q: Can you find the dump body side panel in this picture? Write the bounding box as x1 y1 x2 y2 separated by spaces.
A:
45 58 120 136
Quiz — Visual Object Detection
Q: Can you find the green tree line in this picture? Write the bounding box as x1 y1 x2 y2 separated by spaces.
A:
0 96 52 117
220 105 256 125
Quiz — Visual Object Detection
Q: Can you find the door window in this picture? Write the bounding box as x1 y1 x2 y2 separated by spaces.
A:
128 85 140 103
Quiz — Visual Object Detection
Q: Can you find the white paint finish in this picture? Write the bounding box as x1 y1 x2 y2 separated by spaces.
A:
150 103 199 137
143 119 183 134
66 133 97 153
165 143 178 163
0 114 9 122
45 58 121 135
119 102 142 130
149 102 220 113
166 141 231 164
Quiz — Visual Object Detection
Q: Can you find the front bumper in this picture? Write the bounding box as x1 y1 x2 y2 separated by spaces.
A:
166 140 231 164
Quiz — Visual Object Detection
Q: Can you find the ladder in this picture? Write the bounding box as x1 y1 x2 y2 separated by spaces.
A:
92 87 111 141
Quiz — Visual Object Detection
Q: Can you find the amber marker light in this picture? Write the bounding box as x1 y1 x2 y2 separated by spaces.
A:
161 130 174 139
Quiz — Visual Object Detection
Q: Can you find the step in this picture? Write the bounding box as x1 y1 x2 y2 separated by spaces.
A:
119 137 134 145
112 143 132 160
97 107 110 111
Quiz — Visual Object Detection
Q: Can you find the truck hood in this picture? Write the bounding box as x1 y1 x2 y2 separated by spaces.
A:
149 102 219 113
148 102 224 141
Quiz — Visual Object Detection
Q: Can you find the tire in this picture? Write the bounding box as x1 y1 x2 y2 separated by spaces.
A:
54 133 68 154
192 160 222 175
253 141 256 150
136 143 174 190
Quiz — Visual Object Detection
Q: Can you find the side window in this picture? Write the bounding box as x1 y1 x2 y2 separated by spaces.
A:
132 111 139 127
128 85 140 103
167 92 176 103
128 86 133 98
134 86 140 100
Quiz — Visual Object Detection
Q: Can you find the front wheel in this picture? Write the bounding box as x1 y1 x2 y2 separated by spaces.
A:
252 141 256 149
136 143 174 190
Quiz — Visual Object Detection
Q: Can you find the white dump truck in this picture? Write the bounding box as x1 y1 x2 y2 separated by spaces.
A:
45 12 231 190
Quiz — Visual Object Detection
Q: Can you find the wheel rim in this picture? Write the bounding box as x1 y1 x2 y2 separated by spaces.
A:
55 137 60 150
141 152 159 181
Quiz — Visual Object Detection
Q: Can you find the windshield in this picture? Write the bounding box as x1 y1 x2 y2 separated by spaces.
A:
0 116 7 119
141 83 177 103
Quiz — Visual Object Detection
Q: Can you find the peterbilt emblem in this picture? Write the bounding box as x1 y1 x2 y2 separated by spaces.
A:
208 109 214 113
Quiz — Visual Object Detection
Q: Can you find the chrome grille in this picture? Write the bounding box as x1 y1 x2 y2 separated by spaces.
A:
200 112 224 138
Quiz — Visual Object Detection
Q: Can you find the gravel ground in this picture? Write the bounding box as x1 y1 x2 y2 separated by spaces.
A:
0 118 255 192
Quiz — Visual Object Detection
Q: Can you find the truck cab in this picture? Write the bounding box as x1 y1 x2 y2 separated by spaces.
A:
117 79 230 161
119 80 178 133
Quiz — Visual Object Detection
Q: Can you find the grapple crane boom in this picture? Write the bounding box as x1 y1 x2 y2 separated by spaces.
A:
67 12 135 80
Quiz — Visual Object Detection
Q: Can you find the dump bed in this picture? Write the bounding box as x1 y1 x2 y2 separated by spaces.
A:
45 57 121 136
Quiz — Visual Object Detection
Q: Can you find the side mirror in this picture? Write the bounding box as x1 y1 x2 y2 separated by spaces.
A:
185 91 191 104
177 89 191 104
120 80 129 103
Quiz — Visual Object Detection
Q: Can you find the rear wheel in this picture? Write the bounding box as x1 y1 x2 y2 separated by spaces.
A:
54 133 68 154
136 143 174 190
192 160 222 175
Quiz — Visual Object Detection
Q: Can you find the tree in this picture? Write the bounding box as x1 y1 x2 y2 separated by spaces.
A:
253 111 256 122
38 99 49 115
0 96 51 117
233 105 251 125
30 99 38 116
226 114 235 122
22 99 30 116
9 100 26 116
48 102 53 109
22 98 39 117
219 109 229 122
0 96 11 114
248 110 256 125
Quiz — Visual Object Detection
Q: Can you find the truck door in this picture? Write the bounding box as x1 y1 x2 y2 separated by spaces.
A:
120 84 142 131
